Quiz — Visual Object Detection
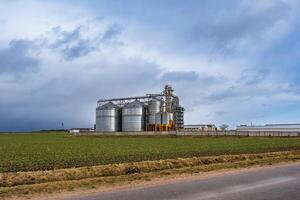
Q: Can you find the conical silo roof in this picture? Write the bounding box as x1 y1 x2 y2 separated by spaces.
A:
124 99 144 108
97 102 118 110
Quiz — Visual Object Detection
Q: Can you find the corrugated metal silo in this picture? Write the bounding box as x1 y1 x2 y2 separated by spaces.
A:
155 112 162 125
96 102 120 132
162 112 173 124
148 98 161 125
156 112 173 125
122 100 145 131
155 112 173 125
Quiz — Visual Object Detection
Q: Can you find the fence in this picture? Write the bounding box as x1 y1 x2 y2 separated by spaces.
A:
74 130 300 137
177 130 300 137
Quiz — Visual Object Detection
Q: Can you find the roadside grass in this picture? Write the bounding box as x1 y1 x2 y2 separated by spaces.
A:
0 151 299 199
0 132 300 172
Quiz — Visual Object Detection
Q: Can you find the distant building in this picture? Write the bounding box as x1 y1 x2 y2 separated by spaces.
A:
69 128 95 134
236 124 300 132
183 124 217 131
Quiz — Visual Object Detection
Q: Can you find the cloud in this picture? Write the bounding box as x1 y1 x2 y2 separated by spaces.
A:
61 39 95 60
44 23 123 60
0 39 39 75
47 26 99 60
0 21 124 65
102 24 123 41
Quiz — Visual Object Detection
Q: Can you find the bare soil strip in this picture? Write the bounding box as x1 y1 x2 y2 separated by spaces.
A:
0 150 299 199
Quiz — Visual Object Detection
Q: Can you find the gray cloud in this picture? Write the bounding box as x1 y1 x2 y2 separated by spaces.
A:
0 39 39 75
102 24 123 41
48 26 98 60
61 39 95 60
47 24 123 61
50 26 81 47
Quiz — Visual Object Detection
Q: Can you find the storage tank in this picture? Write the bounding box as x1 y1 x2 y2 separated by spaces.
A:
162 112 173 124
122 100 145 131
148 98 161 125
155 112 173 125
155 112 162 125
96 102 120 132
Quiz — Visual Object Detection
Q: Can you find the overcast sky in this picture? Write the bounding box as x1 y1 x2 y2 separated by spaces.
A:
0 0 300 131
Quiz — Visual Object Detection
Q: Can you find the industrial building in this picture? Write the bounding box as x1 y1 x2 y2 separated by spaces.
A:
236 124 300 132
183 124 217 131
96 85 184 132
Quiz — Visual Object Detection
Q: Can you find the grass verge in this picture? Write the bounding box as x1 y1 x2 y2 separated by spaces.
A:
0 150 299 199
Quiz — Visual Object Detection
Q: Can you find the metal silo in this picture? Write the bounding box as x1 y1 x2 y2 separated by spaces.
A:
155 112 162 125
122 100 145 132
162 112 173 124
96 102 120 132
148 98 161 125
156 112 173 125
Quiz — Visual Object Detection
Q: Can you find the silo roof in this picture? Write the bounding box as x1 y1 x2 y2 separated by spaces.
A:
124 99 144 108
97 101 118 109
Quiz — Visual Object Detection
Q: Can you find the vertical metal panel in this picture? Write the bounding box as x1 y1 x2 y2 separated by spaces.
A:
155 112 173 125
162 112 170 124
148 98 160 125
155 113 162 125
96 102 119 132
122 100 145 132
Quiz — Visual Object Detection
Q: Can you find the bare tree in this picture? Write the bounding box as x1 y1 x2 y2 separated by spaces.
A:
219 124 229 131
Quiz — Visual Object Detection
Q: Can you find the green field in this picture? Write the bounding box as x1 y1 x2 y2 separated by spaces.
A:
0 132 300 172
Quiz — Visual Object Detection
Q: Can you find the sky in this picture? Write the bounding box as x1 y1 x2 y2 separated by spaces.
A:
0 0 300 131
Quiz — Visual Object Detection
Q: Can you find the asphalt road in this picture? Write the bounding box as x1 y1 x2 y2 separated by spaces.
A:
68 162 300 200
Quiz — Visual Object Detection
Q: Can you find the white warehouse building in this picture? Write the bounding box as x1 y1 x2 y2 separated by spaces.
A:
236 124 300 132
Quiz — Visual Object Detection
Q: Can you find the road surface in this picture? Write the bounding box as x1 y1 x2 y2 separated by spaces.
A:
67 162 300 200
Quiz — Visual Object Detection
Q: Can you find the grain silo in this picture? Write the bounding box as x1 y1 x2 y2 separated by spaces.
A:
96 102 120 132
122 100 146 132
148 97 161 131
